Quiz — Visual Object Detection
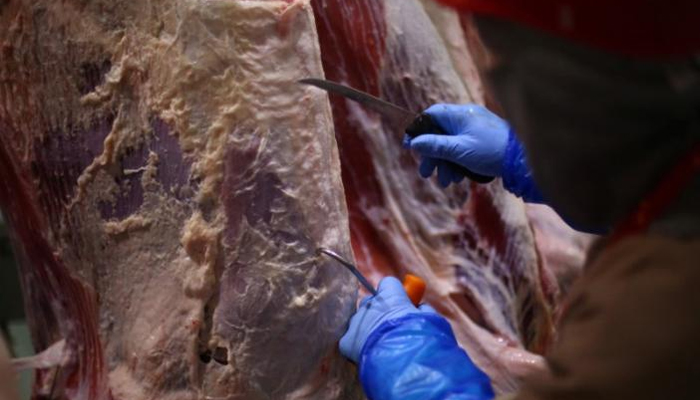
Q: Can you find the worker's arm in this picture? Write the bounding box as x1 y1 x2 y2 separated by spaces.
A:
405 103 543 203
500 129 544 203
340 277 494 400
516 237 700 400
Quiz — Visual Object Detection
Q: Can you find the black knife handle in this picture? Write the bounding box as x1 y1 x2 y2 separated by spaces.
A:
406 113 495 184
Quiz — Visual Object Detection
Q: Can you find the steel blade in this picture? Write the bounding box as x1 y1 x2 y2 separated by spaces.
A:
299 78 416 128
317 247 377 295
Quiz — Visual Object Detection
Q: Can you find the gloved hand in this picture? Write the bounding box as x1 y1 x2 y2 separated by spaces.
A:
404 103 510 187
341 277 495 400
339 277 435 363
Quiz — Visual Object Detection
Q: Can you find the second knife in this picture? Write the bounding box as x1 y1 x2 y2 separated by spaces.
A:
299 78 493 184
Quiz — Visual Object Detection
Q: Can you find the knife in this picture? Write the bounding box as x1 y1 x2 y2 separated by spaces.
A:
299 78 494 184
317 247 426 306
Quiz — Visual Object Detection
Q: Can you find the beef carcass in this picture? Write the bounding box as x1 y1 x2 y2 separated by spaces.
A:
418 2 590 303
0 1 359 398
310 0 561 391
0 0 588 398
1 336 20 400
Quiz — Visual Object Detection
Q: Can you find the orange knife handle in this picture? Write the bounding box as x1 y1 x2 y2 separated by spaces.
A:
402 274 426 306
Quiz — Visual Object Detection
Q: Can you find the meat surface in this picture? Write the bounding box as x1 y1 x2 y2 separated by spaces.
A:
310 0 561 392
0 0 588 398
1 336 19 400
0 1 358 398
526 204 594 303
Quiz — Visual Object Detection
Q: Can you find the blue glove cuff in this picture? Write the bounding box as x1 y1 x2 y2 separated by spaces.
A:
359 313 495 400
501 129 545 203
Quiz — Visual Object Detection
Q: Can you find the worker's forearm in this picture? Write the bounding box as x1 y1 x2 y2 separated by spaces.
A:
501 130 545 204
501 131 608 234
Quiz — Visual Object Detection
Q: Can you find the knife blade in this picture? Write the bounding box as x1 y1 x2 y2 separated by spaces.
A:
317 247 426 306
317 247 377 296
299 78 493 184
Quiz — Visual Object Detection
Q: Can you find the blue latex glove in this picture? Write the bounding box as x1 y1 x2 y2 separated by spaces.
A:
340 277 494 400
404 104 510 187
339 277 429 363
501 129 545 203
361 314 495 400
